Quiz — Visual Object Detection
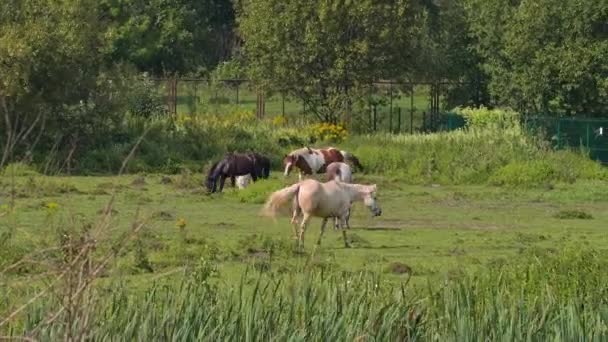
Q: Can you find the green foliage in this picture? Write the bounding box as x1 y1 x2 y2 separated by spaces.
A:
466 0 608 115
127 76 168 118
490 151 607 187
1 163 39 177
239 0 424 122
344 126 541 184
455 106 520 130
100 0 235 75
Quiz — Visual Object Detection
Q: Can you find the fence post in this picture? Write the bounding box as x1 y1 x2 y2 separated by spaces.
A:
410 85 414 134
586 122 590 149
282 93 285 116
556 119 561 149
236 82 240 105
389 83 393 133
397 107 401 133
373 105 377 131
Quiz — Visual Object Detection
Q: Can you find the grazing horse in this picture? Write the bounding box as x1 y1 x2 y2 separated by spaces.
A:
206 152 270 193
283 147 363 180
262 179 381 248
326 162 354 229
236 175 252 189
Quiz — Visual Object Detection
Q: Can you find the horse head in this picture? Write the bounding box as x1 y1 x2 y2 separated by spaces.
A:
283 154 298 176
362 184 381 217
206 160 223 192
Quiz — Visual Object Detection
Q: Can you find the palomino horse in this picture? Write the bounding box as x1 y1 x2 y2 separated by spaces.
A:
206 152 270 193
326 162 353 229
283 147 363 180
262 179 381 248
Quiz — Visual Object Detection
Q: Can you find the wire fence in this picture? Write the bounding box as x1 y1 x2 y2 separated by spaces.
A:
526 116 608 163
151 78 473 133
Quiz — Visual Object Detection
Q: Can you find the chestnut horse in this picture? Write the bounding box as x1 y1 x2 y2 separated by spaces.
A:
283 147 363 180
262 179 381 248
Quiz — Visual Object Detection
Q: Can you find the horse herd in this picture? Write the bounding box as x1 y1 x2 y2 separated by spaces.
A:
206 147 382 248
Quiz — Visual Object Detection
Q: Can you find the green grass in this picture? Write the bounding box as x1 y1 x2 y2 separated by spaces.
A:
2 173 608 286
2 172 608 338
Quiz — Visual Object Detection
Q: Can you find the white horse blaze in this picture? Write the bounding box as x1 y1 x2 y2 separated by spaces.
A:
284 162 292 176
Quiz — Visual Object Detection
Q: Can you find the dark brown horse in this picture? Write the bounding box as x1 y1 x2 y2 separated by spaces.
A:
206 152 270 193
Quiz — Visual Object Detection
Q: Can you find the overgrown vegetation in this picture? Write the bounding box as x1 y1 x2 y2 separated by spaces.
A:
4 249 607 340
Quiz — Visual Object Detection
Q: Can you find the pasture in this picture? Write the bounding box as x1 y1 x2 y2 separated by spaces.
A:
3 171 606 288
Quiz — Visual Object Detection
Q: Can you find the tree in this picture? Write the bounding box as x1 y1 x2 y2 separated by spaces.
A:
0 0 129 169
238 0 425 123
100 0 236 75
466 0 608 116
416 0 489 108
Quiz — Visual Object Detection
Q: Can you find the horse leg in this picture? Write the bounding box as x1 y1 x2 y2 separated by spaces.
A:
298 213 311 251
250 172 258 182
290 201 302 241
342 230 351 248
230 176 236 188
219 175 227 192
317 218 329 246
345 207 351 229
338 213 351 248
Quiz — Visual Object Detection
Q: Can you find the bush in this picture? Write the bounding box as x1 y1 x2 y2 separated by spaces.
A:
490 150 607 187
454 106 520 130
344 125 541 184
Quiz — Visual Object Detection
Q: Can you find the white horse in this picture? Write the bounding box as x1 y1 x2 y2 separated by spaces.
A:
326 162 353 183
236 175 252 189
262 179 381 248
326 162 353 229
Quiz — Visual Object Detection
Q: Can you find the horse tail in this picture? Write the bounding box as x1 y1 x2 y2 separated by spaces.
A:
262 183 300 218
341 150 364 171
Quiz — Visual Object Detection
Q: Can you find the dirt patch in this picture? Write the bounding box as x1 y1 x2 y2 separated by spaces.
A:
131 176 147 187
153 210 174 221
160 176 173 184
386 262 412 274
353 220 508 231
215 222 236 228
97 207 119 215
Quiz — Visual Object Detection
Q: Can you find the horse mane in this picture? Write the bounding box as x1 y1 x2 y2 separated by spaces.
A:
206 160 221 180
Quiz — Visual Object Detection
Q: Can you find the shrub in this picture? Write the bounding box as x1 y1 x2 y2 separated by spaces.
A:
454 106 520 130
1 163 39 177
307 122 348 143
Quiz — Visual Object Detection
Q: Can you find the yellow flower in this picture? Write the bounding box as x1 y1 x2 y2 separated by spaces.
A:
46 202 59 210
176 218 187 230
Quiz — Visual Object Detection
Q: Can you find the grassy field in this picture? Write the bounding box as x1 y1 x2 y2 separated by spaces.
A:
2 169 608 339
3 171 607 289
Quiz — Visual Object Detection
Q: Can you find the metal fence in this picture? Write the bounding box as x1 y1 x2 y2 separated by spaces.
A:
437 113 608 163
526 116 608 163
151 78 474 133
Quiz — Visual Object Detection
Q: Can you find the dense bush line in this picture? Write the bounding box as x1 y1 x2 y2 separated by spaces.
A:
4 107 606 186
